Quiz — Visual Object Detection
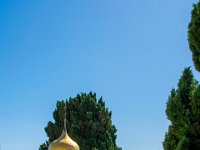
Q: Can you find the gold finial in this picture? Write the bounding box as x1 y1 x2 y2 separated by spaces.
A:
64 101 67 132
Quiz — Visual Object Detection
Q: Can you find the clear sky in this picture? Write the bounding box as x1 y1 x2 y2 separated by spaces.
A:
0 0 199 150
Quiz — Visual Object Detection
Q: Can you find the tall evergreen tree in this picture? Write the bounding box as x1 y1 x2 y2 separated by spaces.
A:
163 68 198 149
189 85 200 149
188 1 200 72
39 92 121 150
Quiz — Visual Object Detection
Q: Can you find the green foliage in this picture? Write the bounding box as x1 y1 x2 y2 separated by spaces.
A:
39 92 121 150
189 85 200 149
176 136 189 150
163 68 200 149
39 141 49 150
163 125 178 150
115 147 122 150
188 1 200 71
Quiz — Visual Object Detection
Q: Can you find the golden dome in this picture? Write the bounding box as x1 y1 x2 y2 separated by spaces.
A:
48 131 79 150
48 103 79 150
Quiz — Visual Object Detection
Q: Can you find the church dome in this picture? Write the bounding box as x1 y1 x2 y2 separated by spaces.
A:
48 103 80 150
48 130 79 150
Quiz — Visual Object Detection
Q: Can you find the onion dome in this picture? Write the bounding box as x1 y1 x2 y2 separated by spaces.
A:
48 130 79 150
48 103 80 150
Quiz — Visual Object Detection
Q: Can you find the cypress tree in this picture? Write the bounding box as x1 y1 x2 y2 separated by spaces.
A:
189 85 200 149
188 1 200 72
39 92 121 150
163 68 198 149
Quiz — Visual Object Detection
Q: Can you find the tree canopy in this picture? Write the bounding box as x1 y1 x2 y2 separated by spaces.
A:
188 1 200 71
39 92 122 150
163 68 200 149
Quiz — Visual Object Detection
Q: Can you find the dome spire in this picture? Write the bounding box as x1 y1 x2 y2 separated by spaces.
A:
64 101 67 132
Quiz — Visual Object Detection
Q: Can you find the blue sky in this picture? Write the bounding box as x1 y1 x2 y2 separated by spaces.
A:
0 0 199 150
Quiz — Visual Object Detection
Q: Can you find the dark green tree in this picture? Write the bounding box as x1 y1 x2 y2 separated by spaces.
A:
188 1 200 71
189 85 200 149
163 68 198 149
39 92 121 150
115 147 122 150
